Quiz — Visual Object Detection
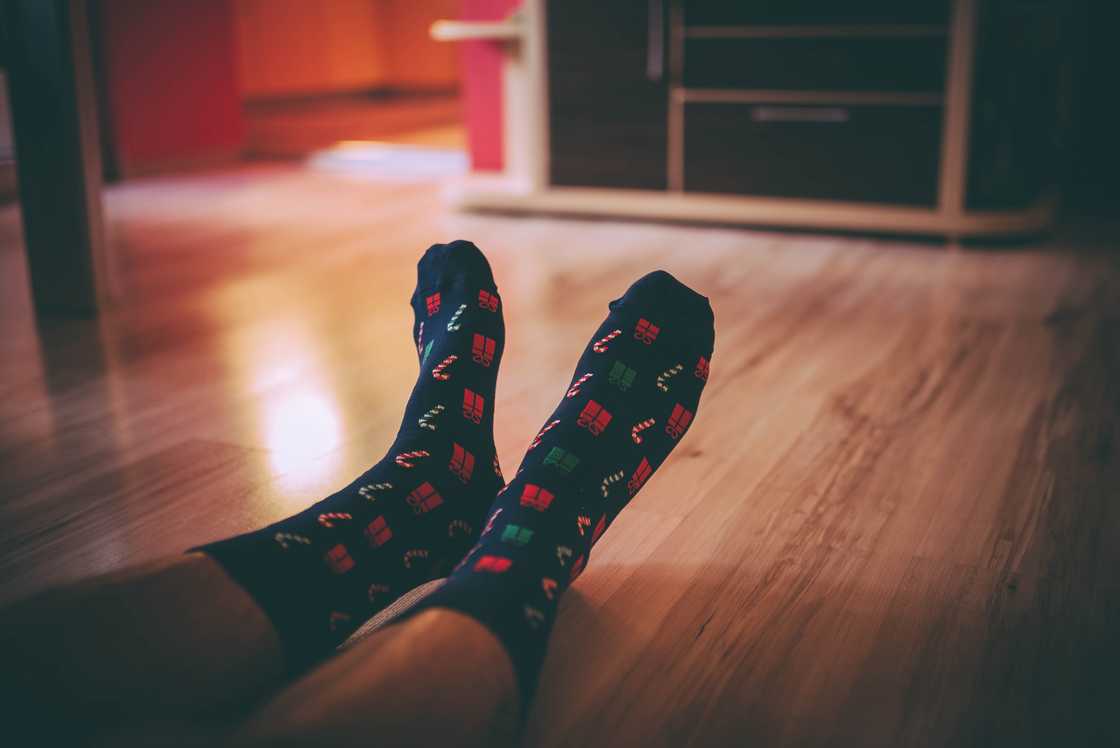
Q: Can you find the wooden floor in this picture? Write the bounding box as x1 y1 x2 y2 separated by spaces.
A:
243 93 465 157
1 165 1117 746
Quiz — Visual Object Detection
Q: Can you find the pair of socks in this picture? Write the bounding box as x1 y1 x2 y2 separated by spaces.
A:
200 240 714 701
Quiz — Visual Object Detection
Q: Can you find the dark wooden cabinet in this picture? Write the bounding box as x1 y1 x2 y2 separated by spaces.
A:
683 37 947 92
547 0 949 204
684 103 942 205
683 0 950 26
965 0 1069 210
546 0 668 190
494 0 1066 237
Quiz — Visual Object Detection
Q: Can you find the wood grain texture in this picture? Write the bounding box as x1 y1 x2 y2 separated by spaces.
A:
1 165 1117 746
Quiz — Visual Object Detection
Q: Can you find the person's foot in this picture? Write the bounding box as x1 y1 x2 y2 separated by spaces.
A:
407 270 714 700
200 240 506 666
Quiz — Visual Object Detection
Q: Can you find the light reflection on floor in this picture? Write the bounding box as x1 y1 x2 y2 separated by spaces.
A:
263 387 343 485
306 140 468 182
224 315 345 501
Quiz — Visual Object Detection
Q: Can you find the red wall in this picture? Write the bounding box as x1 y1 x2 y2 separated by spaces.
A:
99 0 507 174
460 0 518 172
99 0 244 173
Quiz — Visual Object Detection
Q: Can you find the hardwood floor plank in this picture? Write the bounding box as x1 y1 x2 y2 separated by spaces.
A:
0 439 271 604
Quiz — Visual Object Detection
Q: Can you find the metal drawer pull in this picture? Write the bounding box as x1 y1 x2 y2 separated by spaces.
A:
429 17 522 42
751 106 850 123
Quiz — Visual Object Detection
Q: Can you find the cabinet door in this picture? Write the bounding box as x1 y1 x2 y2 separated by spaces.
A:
547 0 668 190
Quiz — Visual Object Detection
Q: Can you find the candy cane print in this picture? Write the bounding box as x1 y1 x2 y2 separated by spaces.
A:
317 512 352 528
524 605 545 629
493 454 504 481
495 469 522 495
394 450 430 468
656 363 684 393
359 482 393 500
600 470 624 498
566 372 593 398
484 508 503 535
431 354 458 381
329 611 351 632
529 419 561 449
446 304 467 332
367 583 390 603
569 554 586 583
418 404 445 430
576 514 591 536
416 321 424 354
274 532 311 549
592 329 622 353
448 519 472 538
631 418 655 444
591 514 607 545
541 577 558 600
403 548 429 569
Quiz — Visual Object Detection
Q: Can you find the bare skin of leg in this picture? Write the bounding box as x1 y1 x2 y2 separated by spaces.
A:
227 609 519 748
2 553 519 747
97 613 518 748
0 552 285 739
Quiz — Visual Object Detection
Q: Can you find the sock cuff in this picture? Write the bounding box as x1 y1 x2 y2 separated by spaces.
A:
193 537 332 673
400 574 549 716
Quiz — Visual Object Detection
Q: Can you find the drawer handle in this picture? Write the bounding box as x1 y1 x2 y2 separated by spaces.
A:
751 106 850 123
429 18 522 42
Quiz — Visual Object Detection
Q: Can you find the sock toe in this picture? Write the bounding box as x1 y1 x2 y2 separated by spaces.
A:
609 270 715 353
415 240 497 296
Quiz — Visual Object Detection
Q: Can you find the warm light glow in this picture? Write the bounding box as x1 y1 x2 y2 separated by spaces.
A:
334 139 397 149
217 315 345 501
306 141 467 180
263 387 343 477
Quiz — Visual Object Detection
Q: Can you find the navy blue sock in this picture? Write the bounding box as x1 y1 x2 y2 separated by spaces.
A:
199 240 506 668
407 270 714 701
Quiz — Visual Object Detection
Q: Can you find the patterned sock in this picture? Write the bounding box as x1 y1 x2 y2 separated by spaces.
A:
199 240 506 669
407 270 714 702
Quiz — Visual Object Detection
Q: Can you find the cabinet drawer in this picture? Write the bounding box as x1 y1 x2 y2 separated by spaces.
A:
683 103 942 205
684 0 950 26
683 37 947 92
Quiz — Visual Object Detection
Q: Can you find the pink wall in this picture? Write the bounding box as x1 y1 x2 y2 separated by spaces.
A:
460 0 518 172
99 0 244 173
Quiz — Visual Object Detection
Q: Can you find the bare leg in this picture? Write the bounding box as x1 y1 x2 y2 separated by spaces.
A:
228 609 519 748
0 552 285 738
3 557 516 747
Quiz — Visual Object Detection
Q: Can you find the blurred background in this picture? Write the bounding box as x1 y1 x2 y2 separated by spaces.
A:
1 4 1118 745
2 0 1116 238
2 1 469 182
